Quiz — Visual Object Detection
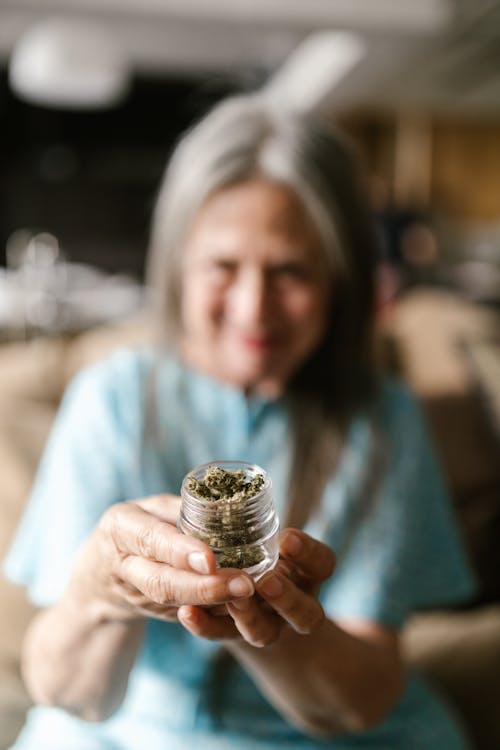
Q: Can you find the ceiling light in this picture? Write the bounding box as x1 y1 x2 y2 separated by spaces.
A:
9 17 131 110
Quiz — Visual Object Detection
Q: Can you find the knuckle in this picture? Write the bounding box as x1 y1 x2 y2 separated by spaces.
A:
251 639 267 648
145 573 171 604
195 579 217 606
99 504 131 568
251 635 271 648
252 625 280 648
297 603 325 635
100 502 127 537
136 524 157 559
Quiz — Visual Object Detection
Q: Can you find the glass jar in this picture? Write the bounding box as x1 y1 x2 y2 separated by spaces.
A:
179 461 279 580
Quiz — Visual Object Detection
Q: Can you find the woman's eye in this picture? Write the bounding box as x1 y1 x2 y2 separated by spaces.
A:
206 260 236 281
273 264 309 282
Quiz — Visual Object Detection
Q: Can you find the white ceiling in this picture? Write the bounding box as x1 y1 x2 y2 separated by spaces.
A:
1 0 500 117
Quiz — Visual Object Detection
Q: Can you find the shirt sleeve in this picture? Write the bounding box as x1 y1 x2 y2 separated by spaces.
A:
320 381 477 628
3 350 145 607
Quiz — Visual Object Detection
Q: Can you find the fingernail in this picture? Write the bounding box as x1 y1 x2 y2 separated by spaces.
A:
282 532 302 556
178 606 193 622
228 576 254 598
188 552 210 574
258 573 283 598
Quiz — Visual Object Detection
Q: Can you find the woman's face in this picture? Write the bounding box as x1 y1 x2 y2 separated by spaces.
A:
180 179 332 397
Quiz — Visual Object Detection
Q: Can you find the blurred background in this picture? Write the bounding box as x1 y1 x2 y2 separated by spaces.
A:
1 1 500 748
1 1 500 290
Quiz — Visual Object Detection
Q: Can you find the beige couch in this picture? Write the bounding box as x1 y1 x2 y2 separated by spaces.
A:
1 294 500 749
0 318 149 749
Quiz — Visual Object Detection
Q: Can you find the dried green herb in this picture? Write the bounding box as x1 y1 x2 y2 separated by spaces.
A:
187 466 266 568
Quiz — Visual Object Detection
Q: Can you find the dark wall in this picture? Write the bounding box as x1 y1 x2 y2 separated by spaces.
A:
0 71 240 278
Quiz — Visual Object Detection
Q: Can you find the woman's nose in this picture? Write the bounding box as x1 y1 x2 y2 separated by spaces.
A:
229 269 272 328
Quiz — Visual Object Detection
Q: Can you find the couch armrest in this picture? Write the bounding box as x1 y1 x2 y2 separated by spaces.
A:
403 605 500 750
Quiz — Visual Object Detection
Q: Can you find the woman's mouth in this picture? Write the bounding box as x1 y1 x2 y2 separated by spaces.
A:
235 333 278 351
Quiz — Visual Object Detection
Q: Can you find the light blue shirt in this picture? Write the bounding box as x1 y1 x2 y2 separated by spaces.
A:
4 348 476 749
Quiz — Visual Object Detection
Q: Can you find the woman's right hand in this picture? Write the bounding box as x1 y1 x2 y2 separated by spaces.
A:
67 494 255 623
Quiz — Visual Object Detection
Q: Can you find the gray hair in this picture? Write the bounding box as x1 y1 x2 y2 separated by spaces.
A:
148 94 372 339
146 93 379 527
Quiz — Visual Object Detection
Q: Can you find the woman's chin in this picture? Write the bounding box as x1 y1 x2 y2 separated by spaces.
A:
182 340 289 395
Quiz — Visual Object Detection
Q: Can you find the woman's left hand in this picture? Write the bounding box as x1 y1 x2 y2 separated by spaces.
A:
177 529 335 647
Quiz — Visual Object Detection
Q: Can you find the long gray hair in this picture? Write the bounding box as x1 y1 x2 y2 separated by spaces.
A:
146 93 379 527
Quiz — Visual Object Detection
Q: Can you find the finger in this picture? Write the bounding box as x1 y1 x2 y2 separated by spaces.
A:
177 605 239 640
226 598 282 648
134 494 181 523
256 571 325 635
274 559 306 586
274 559 317 594
103 576 182 622
121 598 180 622
206 604 228 617
279 529 335 583
101 500 215 575
118 555 254 607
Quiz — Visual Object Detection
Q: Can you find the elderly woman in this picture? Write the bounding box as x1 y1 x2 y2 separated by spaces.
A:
5 95 474 749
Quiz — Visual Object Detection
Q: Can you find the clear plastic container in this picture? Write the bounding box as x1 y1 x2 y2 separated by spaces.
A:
179 461 279 580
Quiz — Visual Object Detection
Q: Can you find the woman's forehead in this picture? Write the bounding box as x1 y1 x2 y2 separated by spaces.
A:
186 179 322 252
